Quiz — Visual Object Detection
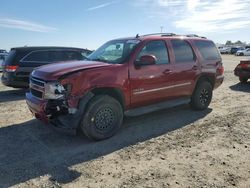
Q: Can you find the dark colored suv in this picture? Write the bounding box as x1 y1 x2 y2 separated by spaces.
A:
26 33 224 140
1 46 92 88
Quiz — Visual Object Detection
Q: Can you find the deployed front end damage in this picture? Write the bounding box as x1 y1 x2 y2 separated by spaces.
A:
26 75 94 132
49 92 94 131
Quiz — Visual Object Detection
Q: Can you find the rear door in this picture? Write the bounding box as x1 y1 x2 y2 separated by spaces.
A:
18 50 85 78
17 50 52 78
169 39 198 97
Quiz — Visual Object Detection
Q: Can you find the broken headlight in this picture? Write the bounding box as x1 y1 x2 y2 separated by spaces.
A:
44 82 66 99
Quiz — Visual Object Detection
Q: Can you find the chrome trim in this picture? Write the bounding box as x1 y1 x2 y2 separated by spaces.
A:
30 76 45 99
30 77 45 85
30 83 44 92
133 82 192 95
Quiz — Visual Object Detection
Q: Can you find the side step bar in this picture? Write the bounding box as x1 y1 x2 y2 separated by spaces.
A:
125 97 190 116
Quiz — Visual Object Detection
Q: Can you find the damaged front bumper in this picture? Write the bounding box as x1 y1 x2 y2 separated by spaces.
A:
26 92 49 123
26 91 94 132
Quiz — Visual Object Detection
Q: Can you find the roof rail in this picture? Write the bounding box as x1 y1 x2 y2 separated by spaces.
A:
138 33 176 37
186 34 207 39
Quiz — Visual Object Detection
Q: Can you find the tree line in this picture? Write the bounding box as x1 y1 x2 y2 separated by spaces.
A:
225 40 249 46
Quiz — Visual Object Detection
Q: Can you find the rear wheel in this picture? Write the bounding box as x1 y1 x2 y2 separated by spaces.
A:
239 77 248 83
191 81 213 110
80 95 123 140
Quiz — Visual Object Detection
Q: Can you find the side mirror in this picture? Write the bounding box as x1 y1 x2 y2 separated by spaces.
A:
135 55 157 66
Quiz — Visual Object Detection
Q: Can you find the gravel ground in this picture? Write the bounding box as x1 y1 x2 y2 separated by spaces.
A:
0 55 249 188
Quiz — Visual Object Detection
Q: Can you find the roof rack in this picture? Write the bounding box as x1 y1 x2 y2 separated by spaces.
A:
137 33 176 38
186 34 207 39
135 33 207 39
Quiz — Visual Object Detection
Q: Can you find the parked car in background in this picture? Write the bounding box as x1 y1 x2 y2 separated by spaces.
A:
26 33 224 140
1 46 92 88
234 59 250 83
219 47 230 54
0 49 8 72
236 48 250 56
230 47 244 54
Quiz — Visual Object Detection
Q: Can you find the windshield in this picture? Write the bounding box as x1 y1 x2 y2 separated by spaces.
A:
87 39 140 64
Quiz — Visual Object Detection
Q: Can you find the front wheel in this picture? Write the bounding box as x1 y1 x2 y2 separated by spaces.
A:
80 95 123 141
190 81 213 110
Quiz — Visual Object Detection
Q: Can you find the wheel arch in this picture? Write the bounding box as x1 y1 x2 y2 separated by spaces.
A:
194 74 215 90
89 87 126 110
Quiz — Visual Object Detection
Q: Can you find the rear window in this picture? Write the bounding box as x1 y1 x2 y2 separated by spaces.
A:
171 40 195 63
22 51 50 62
194 40 221 60
3 50 28 66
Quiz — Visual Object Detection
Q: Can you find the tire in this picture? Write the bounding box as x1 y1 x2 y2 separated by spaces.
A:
239 77 248 83
190 81 213 110
240 53 244 56
80 95 123 141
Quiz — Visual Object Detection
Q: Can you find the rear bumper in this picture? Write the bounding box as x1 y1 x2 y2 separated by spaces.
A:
214 75 224 89
26 92 49 123
1 72 29 88
234 68 250 78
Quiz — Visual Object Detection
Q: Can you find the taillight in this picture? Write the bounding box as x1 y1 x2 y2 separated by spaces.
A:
239 63 250 69
218 66 224 75
5 65 18 72
239 60 250 69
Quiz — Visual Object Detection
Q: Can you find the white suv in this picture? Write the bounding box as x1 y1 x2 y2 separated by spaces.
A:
236 48 250 56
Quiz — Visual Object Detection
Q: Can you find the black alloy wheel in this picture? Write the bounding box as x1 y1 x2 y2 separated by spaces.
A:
80 95 123 140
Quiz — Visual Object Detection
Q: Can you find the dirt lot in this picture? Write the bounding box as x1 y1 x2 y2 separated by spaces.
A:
0 55 249 188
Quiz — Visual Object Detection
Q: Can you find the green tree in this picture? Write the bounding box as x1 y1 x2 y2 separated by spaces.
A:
235 40 243 45
225 40 232 45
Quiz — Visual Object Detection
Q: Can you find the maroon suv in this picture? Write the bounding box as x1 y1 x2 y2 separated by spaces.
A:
26 33 224 140
234 59 250 83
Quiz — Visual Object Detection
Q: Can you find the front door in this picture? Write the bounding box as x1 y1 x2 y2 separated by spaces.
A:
129 40 175 108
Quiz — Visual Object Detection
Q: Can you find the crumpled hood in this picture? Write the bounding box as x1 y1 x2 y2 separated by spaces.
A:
31 60 112 80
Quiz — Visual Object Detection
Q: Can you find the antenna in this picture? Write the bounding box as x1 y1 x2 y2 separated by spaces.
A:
160 26 164 33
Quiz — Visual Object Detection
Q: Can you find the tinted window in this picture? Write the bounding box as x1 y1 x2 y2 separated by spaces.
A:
194 40 221 60
22 50 83 63
137 40 169 64
4 50 28 65
171 40 195 63
62 51 85 61
22 51 50 62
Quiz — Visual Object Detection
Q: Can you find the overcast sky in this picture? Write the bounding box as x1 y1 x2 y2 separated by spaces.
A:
1 0 250 50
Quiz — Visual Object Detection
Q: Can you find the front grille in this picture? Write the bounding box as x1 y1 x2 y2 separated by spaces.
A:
30 77 45 87
30 76 45 99
31 88 43 98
